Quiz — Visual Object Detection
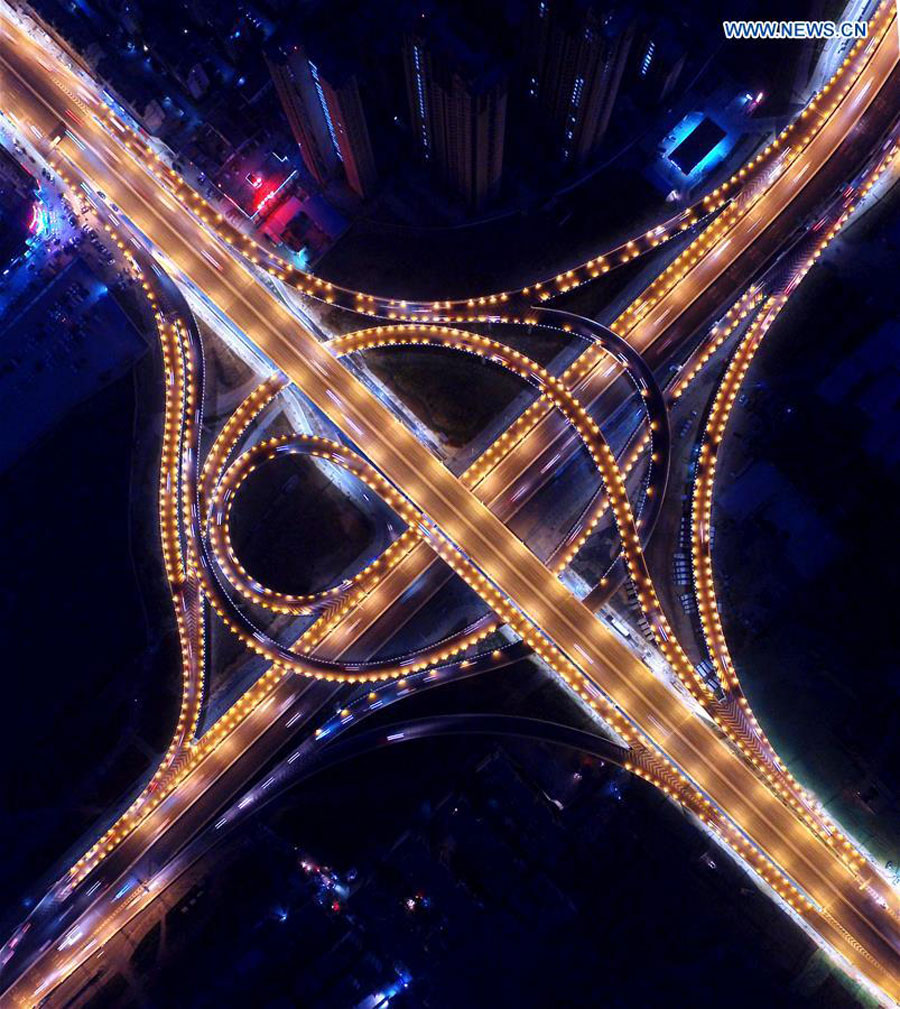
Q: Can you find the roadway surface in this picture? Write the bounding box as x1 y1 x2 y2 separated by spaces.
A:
306 6 900 679
1 5 900 1004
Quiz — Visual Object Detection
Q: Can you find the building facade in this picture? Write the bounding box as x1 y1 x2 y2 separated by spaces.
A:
267 41 377 198
633 19 686 106
403 32 507 209
523 0 635 164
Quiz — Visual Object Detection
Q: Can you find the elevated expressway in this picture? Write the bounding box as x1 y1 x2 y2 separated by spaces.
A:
247 0 900 670
184 0 900 740
1 1 900 1004
200 0 900 799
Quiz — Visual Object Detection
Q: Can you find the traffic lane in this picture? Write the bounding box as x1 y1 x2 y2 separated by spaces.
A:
10 27 895 938
314 344 653 660
3 27 899 996
315 366 641 661
0 37 871 916
0 0 859 936
639 74 900 377
473 23 900 507
3 674 337 1005
1 15 891 633
628 27 899 359
19 147 900 1000
480 59 900 513
112 61 900 984
584 657 900 983
73 120 841 897
339 556 466 660
308 544 437 661
208 265 900 986
472 367 633 509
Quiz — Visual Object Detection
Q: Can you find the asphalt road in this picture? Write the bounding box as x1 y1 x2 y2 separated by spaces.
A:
1 5 899 1003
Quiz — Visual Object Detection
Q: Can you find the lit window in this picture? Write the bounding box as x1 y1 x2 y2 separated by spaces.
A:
413 45 431 157
308 60 343 161
570 75 584 109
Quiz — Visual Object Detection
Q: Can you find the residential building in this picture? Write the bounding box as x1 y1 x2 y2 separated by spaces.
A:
523 0 636 163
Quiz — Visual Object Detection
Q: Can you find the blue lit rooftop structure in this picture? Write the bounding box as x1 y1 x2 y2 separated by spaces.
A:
656 109 741 189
